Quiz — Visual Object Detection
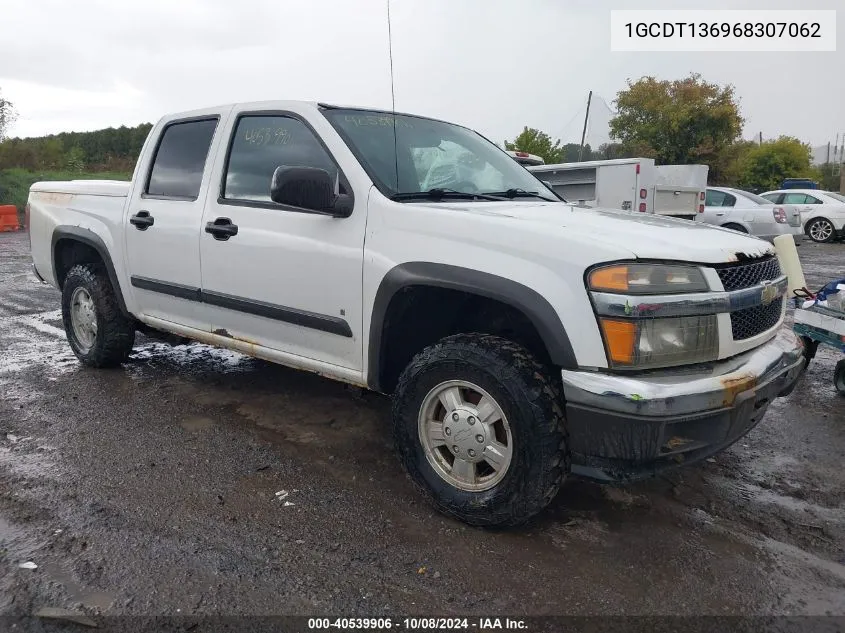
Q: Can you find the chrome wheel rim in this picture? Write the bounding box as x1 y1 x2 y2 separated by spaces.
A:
70 287 97 352
810 220 833 241
418 380 513 492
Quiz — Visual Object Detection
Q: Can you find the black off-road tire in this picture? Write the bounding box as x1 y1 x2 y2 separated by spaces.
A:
392 333 569 527
61 263 135 367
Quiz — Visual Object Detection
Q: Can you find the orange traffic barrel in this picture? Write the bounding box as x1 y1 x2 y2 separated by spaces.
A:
0 205 20 231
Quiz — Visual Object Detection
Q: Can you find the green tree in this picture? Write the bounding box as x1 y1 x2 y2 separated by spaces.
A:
65 146 86 171
817 162 842 191
504 127 564 163
560 143 593 162
0 89 16 141
595 142 632 160
738 136 814 192
610 74 743 166
709 140 755 186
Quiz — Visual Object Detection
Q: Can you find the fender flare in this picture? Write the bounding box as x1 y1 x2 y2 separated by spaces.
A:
367 262 578 392
51 226 130 316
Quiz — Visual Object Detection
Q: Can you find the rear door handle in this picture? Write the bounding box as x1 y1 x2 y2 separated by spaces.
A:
129 211 154 230
205 217 239 241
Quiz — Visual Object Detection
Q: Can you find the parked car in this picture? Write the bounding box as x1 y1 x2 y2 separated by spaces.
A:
760 189 845 243
697 186 801 241
27 101 805 526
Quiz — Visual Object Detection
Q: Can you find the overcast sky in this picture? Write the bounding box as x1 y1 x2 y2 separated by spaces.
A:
1 0 842 148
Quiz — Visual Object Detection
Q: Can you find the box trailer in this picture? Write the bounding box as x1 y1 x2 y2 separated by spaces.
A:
528 158 707 220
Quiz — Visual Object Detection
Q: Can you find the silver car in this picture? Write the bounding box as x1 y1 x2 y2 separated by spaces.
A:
695 186 802 241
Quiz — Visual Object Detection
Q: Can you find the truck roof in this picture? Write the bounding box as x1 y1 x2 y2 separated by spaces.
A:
162 100 464 129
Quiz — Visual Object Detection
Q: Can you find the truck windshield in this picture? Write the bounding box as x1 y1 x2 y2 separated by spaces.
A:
323 108 557 202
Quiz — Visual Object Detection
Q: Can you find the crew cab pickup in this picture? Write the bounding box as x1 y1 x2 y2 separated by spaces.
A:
27 101 805 526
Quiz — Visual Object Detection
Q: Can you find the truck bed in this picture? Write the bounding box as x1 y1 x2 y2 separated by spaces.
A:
30 180 130 197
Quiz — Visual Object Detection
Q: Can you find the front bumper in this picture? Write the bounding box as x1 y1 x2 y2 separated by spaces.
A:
561 329 805 482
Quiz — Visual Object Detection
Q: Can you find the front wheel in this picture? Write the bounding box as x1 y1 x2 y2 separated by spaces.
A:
392 334 568 526
807 218 835 243
61 263 135 367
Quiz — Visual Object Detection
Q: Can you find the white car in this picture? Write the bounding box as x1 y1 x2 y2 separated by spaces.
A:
760 189 845 243
697 186 801 241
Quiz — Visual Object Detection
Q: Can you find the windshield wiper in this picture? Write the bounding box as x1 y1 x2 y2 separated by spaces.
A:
485 188 554 200
390 188 504 202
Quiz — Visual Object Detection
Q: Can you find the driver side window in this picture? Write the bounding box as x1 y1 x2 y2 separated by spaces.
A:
223 115 340 203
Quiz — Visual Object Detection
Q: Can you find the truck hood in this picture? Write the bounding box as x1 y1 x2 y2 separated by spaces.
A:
431 200 775 264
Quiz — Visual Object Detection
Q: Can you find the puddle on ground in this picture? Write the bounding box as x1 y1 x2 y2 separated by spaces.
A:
129 342 252 374
740 482 845 522
0 446 57 479
39 560 116 611
179 415 215 432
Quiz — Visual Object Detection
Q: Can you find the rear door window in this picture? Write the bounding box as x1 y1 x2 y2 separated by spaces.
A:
783 193 810 204
146 119 218 199
706 190 735 207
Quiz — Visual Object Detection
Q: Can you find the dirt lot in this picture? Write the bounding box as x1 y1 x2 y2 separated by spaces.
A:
1 231 844 622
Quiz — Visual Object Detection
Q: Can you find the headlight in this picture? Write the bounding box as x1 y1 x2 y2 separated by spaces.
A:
598 316 718 369
588 263 708 294
589 262 716 369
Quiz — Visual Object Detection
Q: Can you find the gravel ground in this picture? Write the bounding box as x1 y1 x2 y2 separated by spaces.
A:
0 231 843 624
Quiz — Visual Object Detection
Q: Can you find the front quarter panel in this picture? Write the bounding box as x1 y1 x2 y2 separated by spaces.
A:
362 195 637 378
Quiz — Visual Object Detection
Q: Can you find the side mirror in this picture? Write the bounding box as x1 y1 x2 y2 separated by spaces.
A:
270 166 353 217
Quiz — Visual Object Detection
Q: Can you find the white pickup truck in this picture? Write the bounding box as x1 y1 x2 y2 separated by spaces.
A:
27 101 805 526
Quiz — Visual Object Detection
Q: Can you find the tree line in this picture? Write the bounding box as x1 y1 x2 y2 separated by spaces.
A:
505 74 838 193
0 121 152 173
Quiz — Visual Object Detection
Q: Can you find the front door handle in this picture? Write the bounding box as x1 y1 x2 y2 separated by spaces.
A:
129 211 155 230
205 217 239 241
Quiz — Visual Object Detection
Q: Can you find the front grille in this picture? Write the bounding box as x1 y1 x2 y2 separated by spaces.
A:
715 256 781 291
731 298 783 340
714 257 783 340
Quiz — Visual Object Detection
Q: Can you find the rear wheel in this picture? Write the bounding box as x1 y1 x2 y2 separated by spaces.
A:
807 218 835 243
392 334 568 526
61 263 135 367
722 223 748 233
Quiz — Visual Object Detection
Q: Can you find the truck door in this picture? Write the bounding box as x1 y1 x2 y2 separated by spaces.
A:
124 112 227 331
198 109 366 371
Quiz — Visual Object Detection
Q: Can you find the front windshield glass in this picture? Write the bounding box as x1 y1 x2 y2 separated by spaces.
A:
323 108 557 201
825 191 845 203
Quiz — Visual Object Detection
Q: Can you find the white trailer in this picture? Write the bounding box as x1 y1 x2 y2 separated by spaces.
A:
529 158 707 220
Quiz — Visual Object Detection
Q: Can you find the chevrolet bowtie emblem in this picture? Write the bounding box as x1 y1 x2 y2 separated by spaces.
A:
760 281 778 306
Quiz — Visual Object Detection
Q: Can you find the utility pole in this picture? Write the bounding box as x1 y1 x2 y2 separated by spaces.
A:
827 141 831 164
578 91 592 162
834 134 845 195
759 131 763 145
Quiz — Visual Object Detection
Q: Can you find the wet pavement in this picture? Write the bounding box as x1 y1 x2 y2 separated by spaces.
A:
0 231 844 619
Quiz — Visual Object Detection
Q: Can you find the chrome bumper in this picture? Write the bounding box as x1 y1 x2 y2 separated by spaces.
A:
562 328 805 418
